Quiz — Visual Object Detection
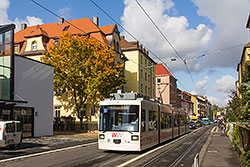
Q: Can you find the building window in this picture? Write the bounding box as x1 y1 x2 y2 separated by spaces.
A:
153 77 155 84
31 41 37 51
145 86 147 94
145 59 147 66
148 74 150 82
141 69 143 78
148 87 150 95
141 84 143 93
158 88 161 93
14 45 20 53
157 78 161 84
55 106 61 118
116 42 119 52
141 55 143 64
145 72 147 81
63 25 70 31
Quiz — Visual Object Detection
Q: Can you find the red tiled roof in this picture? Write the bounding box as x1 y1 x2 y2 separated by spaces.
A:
24 26 49 38
120 37 138 49
156 64 173 77
100 24 116 35
15 17 108 45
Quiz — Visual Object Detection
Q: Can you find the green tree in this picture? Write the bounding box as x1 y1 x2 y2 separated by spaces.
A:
209 104 219 120
227 63 250 122
41 33 125 128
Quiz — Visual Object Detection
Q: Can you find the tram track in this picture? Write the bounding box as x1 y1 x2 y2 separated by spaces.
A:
121 126 211 167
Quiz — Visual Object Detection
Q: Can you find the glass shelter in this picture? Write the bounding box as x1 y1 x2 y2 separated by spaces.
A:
0 24 33 137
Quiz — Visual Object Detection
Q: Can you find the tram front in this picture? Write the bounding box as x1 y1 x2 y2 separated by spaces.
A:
98 102 141 151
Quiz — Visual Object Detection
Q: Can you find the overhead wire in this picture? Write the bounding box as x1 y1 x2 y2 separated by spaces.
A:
89 0 188 91
31 0 188 91
134 0 197 90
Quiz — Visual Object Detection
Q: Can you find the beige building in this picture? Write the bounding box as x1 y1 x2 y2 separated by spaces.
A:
181 91 194 116
191 95 197 116
237 14 250 97
14 17 127 128
120 36 156 98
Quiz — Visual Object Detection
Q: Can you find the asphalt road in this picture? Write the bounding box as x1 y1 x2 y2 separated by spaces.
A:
0 126 213 167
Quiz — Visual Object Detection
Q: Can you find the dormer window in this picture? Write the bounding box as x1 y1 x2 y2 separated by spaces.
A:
63 25 70 31
32 41 37 51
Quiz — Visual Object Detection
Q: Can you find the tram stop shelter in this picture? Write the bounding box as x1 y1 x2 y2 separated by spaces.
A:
0 24 53 137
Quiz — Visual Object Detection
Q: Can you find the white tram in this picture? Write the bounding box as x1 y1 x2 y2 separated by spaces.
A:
96 92 189 151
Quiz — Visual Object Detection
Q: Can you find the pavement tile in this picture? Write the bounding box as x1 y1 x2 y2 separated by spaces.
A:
23 131 98 147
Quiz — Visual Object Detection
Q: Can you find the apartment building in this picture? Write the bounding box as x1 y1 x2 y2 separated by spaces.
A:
120 36 156 98
155 64 177 106
14 17 127 127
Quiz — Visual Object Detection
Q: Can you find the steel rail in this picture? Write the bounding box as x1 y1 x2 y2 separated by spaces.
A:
141 127 209 167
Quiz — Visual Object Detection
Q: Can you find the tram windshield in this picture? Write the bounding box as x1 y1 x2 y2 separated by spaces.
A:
99 105 139 132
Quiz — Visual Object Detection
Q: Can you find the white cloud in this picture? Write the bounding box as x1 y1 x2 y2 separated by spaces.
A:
192 0 250 69
0 0 11 24
58 7 71 20
212 75 236 93
121 0 250 72
0 0 43 31
121 0 212 71
192 76 209 95
207 94 229 107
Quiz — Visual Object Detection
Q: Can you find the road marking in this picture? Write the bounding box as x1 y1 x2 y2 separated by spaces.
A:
211 127 216 133
117 130 198 167
0 142 97 163
207 150 218 153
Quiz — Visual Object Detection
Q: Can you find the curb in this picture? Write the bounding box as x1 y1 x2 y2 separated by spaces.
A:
198 127 215 166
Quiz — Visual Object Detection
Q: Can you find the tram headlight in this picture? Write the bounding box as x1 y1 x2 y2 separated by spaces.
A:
99 134 105 139
131 135 139 141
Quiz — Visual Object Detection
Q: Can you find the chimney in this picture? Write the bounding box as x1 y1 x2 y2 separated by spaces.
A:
93 16 99 26
58 17 64 25
21 23 27 30
121 35 125 39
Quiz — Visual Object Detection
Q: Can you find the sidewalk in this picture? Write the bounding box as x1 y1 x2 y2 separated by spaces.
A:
22 131 98 148
200 127 241 167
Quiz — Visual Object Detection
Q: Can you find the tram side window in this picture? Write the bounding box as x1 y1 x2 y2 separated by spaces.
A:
174 115 179 127
149 110 157 131
168 114 172 128
161 112 167 129
180 115 185 126
141 109 145 132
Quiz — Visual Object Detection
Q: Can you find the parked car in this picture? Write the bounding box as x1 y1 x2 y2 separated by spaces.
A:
189 121 196 129
202 118 210 125
195 121 203 127
0 121 22 149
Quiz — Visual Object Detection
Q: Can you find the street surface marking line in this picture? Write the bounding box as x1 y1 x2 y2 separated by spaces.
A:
117 130 197 167
207 150 218 153
0 142 97 163
211 127 216 133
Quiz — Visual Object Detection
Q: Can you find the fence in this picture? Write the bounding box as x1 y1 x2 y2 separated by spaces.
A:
227 122 250 153
53 116 98 132
239 125 250 152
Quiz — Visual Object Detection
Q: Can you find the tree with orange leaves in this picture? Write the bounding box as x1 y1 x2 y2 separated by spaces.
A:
41 33 125 129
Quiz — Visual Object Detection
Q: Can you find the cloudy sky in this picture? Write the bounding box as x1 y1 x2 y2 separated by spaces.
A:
1 0 249 107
